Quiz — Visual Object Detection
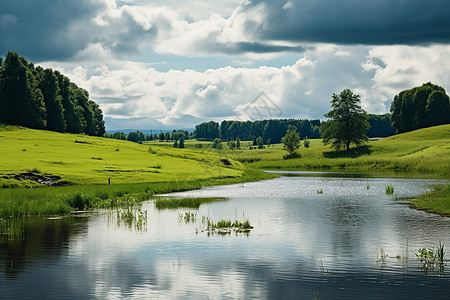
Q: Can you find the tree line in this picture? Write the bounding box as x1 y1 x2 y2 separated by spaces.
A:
104 130 189 144
193 115 395 143
0 52 105 136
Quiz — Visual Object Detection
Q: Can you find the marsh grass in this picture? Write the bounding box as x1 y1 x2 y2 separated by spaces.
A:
316 188 323 194
205 217 253 230
409 184 450 216
113 206 148 231
0 167 273 219
385 184 394 194
155 197 227 209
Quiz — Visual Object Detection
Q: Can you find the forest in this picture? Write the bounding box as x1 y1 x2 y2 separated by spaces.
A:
193 114 395 143
0 52 105 136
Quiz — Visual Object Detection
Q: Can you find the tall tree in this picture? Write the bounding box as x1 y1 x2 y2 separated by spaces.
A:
390 82 449 133
40 69 66 132
281 128 301 157
320 89 370 151
426 90 450 126
0 52 46 129
56 73 84 133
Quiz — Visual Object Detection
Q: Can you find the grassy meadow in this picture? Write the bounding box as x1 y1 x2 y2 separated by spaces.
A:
146 124 450 177
0 124 449 218
0 125 243 188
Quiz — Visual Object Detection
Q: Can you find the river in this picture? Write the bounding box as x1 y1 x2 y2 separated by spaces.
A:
1 173 449 299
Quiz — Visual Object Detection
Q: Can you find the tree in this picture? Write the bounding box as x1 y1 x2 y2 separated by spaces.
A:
212 138 222 149
39 68 66 132
426 90 450 126
173 139 178 148
228 140 236 150
256 136 264 149
303 137 310 148
179 137 185 148
320 89 370 151
236 137 241 149
281 129 301 156
0 52 46 129
390 82 449 133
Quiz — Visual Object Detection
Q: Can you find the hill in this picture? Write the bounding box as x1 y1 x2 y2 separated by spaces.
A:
210 124 450 177
0 126 243 188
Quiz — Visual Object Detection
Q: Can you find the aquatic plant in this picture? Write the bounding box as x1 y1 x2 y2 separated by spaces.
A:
179 211 196 223
316 188 323 194
416 241 445 272
385 184 394 194
205 217 253 230
155 197 227 209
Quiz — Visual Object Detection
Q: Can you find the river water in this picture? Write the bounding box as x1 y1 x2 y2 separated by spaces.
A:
1 173 449 299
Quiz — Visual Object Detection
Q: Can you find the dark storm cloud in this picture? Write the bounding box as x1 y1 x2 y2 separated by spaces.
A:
245 0 450 45
0 0 160 62
0 0 107 61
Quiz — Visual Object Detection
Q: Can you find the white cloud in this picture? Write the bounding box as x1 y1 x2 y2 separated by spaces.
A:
42 43 450 130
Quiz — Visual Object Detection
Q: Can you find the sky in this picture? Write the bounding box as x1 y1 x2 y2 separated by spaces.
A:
1 0 450 130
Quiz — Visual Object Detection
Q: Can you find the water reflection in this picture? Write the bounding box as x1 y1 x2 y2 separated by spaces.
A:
1 175 449 299
0 216 89 280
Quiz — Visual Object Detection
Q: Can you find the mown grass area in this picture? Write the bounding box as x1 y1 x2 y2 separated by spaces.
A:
0 126 243 187
0 168 275 218
409 185 450 216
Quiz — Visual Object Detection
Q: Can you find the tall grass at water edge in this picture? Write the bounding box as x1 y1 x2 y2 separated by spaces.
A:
0 168 274 218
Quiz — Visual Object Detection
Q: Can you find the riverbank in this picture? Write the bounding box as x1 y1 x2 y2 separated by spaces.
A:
0 168 276 219
409 184 450 216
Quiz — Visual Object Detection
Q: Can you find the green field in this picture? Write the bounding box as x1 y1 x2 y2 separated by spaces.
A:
146 125 450 177
1 124 449 218
0 126 244 188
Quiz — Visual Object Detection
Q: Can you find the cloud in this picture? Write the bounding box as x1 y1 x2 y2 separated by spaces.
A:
42 43 450 130
244 0 450 45
2 0 450 63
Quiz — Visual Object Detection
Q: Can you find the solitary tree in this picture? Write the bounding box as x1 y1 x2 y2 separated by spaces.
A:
281 129 301 157
320 89 370 151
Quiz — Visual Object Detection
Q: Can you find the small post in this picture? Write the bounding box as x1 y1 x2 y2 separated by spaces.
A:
108 178 111 185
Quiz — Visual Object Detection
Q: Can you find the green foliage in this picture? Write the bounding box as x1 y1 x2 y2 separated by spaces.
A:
228 140 236 150
416 242 445 272
303 136 310 148
236 137 241 149
320 89 370 151
391 82 450 133
410 184 450 215
281 129 301 156
195 121 220 141
385 184 394 194
212 138 222 149
155 197 226 209
0 52 104 136
256 136 264 149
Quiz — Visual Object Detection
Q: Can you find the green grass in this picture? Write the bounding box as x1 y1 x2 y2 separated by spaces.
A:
0 126 243 187
385 184 395 195
0 168 275 218
155 197 227 209
193 125 450 177
207 219 253 230
409 184 450 216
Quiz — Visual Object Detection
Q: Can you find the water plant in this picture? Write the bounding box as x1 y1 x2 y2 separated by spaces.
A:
316 188 323 194
179 211 196 223
204 217 253 233
155 197 227 209
415 241 445 272
385 184 394 194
